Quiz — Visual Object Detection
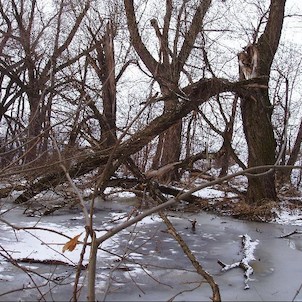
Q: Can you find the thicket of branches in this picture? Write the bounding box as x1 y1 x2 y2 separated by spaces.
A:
0 0 302 300
0 0 301 204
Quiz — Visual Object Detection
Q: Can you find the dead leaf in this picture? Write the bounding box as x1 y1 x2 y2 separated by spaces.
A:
62 233 82 253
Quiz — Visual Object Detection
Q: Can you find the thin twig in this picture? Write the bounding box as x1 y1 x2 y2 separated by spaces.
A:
51 136 90 227
278 229 302 238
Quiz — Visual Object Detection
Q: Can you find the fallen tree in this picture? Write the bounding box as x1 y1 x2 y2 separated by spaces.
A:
12 77 266 204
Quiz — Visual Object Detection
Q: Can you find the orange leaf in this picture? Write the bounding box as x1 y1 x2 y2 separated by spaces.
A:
62 233 82 253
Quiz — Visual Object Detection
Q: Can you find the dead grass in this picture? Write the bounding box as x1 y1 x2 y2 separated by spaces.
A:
178 180 302 222
183 197 282 222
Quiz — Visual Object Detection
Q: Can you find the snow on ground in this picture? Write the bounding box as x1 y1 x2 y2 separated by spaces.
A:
106 185 302 227
1 221 104 265
192 186 237 199
0 209 162 266
2 185 302 268
274 204 302 226
103 187 137 199
2 189 302 301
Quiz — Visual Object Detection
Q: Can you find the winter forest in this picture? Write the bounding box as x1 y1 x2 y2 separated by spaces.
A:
0 0 302 301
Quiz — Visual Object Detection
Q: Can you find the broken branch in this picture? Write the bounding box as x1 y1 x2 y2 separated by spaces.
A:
218 234 258 290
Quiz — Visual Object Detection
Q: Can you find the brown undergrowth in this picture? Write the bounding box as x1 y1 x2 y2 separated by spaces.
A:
180 185 302 222
182 197 280 222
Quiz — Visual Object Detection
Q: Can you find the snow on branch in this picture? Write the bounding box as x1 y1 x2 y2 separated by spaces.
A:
218 234 259 290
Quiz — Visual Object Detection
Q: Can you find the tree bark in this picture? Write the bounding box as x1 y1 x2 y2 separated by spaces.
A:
88 21 117 148
241 92 277 203
240 0 286 204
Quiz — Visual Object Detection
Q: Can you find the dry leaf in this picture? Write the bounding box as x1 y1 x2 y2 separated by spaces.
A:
62 233 82 253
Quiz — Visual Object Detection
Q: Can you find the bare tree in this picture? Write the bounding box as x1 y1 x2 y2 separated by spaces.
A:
0 0 91 164
124 0 212 182
238 0 286 203
86 20 117 149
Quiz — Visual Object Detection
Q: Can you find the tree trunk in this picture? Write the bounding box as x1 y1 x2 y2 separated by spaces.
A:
124 0 211 182
25 93 43 163
101 21 117 147
88 21 117 149
240 0 286 204
155 120 182 182
241 91 277 203
153 95 182 182
278 118 302 183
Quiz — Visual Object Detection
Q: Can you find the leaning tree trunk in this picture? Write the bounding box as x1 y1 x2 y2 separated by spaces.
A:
239 0 286 204
14 77 255 204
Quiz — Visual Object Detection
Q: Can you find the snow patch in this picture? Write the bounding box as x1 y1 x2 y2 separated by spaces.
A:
274 205 302 226
192 187 237 199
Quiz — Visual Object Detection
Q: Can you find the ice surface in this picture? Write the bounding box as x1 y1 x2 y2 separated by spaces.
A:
1 201 302 301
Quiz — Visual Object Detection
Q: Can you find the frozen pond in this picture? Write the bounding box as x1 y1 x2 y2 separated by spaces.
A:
1 199 302 301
